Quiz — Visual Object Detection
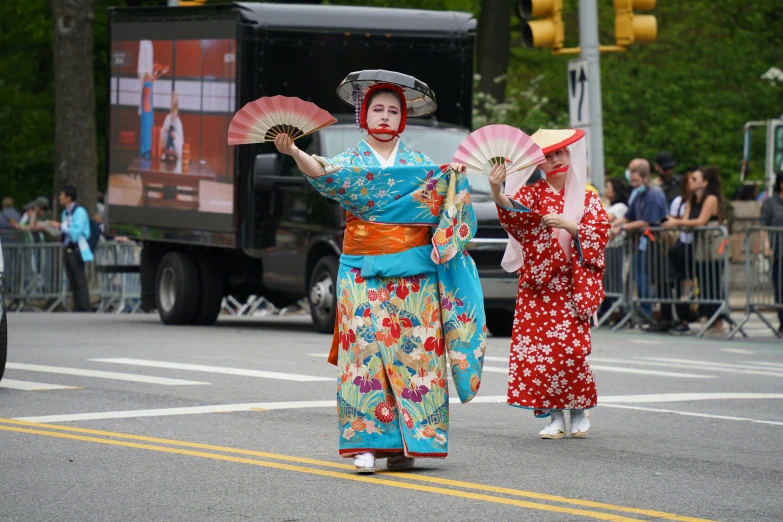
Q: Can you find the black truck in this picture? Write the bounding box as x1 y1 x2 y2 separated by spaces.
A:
105 2 516 336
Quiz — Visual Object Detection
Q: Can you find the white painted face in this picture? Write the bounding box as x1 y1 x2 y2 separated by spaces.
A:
541 147 571 179
365 92 402 132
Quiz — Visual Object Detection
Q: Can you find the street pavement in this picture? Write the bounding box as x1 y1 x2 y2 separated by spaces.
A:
1 313 782 521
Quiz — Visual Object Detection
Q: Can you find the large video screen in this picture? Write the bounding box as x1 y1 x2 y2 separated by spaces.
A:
108 28 236 233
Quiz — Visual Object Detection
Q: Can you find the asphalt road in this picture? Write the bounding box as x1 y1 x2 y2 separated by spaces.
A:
1 313 782 522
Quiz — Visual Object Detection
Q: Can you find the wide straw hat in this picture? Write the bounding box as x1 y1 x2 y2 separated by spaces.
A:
530 128 585 154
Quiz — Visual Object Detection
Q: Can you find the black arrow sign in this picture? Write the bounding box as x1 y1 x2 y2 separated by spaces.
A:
570 69 577 98
577 67 587 122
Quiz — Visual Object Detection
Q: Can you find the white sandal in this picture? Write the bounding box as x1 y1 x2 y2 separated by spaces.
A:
539 424 566 439
539 410 566 439
353 452 376 474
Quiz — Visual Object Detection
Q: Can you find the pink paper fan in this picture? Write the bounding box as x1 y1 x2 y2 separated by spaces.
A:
452 124 545 176
228 95 337 145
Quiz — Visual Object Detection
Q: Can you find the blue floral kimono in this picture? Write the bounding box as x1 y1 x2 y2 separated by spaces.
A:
308 139 486 458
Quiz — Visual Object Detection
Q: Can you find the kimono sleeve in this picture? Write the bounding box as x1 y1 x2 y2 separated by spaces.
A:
304 151 364 207
431 169 478 264
571 190 611 320
495 184 539 244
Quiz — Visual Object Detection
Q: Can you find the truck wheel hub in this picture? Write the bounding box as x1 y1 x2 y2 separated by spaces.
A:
310 274 334 312
159 267 176 312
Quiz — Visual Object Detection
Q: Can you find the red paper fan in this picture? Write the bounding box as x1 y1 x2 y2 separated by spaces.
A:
228 95 337 145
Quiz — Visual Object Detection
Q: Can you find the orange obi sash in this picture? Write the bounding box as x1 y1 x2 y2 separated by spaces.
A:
328 212 431 365
341 212 431 256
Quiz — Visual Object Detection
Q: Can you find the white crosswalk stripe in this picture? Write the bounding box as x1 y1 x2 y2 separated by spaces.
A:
5 363 210 386
0 379 80 391
90 358 332 382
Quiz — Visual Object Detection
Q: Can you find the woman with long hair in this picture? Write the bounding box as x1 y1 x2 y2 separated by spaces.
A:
604 177 630 224
600 177 630 322
274 71 486 473
664 168 696 334
663 166 725 335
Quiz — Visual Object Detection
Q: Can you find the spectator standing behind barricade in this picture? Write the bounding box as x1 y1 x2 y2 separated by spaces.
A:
760 172 783 333
17 197 52 243
0 197 23 230
653 151 682 205
663 168 699 334
663 166 726 336
47 185 94 312
599 178 630 321
604 178 630 224
610 159 668 326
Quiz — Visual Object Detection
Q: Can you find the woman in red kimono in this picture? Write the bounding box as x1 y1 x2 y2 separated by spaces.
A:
488 129 610 439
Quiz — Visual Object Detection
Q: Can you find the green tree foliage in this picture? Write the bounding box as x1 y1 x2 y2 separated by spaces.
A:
508 0 783 193
0 1 56 207
1 0 781 207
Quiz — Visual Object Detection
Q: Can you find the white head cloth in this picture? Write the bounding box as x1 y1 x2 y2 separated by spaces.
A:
500 135 588 273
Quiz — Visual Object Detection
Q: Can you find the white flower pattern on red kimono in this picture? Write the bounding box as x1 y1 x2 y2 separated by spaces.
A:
496 181 610 416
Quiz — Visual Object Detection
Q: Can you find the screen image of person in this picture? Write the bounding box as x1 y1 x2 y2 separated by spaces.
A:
160 92 184 163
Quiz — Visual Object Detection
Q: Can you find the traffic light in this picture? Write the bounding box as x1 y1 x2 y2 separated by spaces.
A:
613 0 657 46
178 0 206 6
519 0 564 51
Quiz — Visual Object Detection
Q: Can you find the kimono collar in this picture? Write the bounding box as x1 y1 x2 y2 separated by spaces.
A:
362 139 401 168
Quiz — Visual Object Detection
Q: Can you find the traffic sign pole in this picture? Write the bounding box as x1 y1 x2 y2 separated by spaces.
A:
578 0 605 193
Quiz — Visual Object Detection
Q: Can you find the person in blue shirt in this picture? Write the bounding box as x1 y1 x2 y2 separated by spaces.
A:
48 185 93 312
610 159 669 326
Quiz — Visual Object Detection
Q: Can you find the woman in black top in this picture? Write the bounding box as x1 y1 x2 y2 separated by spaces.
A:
663 166 724 335
599 178 631 322
761 171 783 333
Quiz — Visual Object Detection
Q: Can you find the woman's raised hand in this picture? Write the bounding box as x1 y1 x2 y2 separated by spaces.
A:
450 162 467 174
488 163 513 209
273 133 299 156
488 163 507 194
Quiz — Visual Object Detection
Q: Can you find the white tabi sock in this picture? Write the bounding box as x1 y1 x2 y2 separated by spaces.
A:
570 409 591 436
353 451 376 473
539 410 566 438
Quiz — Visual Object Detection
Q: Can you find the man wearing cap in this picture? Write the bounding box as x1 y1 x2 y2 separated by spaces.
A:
654 151 682 205
18 197 50 232
489 128 610 440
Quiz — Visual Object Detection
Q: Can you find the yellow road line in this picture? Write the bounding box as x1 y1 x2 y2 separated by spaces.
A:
0 425 639 522
0 418 713 522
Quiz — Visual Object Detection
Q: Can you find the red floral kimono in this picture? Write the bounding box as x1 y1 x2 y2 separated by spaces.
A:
496 180 610 416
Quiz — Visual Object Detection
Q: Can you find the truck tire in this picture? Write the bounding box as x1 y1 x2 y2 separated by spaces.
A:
0 311 6 382
485 308 514 337
192 256 223 326
155 252 199 325
309 256 338 334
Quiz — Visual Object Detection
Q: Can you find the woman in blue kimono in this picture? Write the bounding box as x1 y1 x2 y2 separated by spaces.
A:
274 71 486 474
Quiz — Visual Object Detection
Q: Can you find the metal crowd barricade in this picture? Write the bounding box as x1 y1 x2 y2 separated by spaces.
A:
2 242 66 312
729 226 783 339
612 225 742 338
596 238 627 327
94 240 143 314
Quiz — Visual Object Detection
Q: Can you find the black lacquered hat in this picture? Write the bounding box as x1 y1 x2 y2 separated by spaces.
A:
336 69 437 118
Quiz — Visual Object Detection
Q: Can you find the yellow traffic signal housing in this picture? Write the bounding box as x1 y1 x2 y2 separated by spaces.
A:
519 0 564 51
614 0 657 46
